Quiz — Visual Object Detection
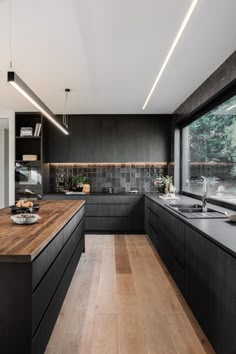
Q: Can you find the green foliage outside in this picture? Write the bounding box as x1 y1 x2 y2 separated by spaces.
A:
189 111 236 163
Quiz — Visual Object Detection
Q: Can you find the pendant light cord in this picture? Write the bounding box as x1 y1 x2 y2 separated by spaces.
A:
9 0 13 69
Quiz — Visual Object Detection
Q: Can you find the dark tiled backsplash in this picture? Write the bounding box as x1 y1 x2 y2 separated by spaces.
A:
49 163 170 193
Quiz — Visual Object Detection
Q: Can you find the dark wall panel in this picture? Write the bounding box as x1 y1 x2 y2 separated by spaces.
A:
174 50 236 124
44 115 171 163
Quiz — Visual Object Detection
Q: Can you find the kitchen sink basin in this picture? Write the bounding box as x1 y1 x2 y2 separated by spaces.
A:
167 203 226 219
168 203 201 210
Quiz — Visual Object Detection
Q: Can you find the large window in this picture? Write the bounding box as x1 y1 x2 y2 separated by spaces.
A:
182 94 236 205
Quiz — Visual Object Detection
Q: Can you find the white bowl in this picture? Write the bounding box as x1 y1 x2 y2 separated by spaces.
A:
11 213 40 225
225 212 236 222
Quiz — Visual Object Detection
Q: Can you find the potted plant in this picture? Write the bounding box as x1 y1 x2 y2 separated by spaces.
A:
163 175 173 194
72 175 87 191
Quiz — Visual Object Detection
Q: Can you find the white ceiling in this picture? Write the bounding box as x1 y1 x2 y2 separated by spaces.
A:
0 0 235 115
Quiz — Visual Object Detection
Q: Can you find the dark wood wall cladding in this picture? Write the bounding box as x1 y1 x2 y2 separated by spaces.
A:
44 115 172 163
174 50 236 125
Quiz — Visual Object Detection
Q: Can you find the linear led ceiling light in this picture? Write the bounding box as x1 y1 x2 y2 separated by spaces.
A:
142 0 199 110
8 71 69 135
226 103 236 111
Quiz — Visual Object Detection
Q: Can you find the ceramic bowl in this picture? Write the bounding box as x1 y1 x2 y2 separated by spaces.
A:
11 213 40 225
225 212 236 222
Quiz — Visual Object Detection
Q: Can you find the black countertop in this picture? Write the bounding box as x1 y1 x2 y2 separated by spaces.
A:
145 194 236 258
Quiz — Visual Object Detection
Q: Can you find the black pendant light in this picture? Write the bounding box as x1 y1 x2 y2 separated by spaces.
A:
8 72 69 135
7 0 69 135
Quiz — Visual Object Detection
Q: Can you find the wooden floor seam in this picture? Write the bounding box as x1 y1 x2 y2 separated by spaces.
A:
45 234 215 354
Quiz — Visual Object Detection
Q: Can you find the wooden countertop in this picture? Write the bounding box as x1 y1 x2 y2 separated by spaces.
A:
0 200 85 263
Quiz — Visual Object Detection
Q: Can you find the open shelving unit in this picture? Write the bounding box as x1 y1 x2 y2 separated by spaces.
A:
15 112 43 200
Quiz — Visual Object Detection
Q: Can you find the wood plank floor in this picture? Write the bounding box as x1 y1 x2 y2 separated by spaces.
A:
45 234 215 354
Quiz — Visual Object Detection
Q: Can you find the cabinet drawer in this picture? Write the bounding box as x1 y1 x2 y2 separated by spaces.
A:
171 257 185 294
32 207 85 290
147 207 161 232
86 203 131 217
86 196 131 204
32 229 64 290
85 216 130 231
147 199 166 219
32 217 85 334
147 221 160 249
63 206 85 243
32 235 85 354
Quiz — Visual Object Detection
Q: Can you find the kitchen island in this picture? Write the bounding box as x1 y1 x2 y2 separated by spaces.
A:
0 200 85 354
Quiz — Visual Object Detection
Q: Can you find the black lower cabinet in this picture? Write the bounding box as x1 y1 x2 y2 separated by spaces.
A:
44 195 144 232
185 226 236 354
32 235 85 354
145 196 236 354
145 197 185 294
0 206 85 354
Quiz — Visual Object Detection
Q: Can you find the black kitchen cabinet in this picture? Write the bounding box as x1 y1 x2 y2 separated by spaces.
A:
185 225 236 354
44 194 144 232
0 204 85 354
145 198 171 265
84 194 144 232
44 115 171 163
145 197 185 293
43 119 68 162
146 196 236 354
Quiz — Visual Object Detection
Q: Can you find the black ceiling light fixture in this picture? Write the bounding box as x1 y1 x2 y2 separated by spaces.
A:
8 72 69 135
7 0 69 135
62 88 71 129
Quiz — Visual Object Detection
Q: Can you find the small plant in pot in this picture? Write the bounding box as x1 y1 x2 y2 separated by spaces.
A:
163 175 173 194
72 175 87 191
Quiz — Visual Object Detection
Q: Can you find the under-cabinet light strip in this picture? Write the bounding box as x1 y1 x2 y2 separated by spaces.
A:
142 0 199 110
8 72 69 135
49 162 169 166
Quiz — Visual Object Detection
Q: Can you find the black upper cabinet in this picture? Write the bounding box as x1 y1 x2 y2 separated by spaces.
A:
44 115 171 163
43 119 69 162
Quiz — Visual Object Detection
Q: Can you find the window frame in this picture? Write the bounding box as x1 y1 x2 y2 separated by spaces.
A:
178 78 236 211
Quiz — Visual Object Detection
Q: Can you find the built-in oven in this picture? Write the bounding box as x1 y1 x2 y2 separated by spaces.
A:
15 161 42 199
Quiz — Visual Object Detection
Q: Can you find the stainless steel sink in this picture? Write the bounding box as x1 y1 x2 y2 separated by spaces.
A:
168 203 201 210
167 203 226 219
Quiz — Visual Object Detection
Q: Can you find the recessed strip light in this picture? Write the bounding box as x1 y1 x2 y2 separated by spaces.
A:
142 0 199 110
226 103 236 111
8 71 69 135
49 162 169 166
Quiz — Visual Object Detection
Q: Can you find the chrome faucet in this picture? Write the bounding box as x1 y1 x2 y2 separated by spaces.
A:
201 176 208 212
